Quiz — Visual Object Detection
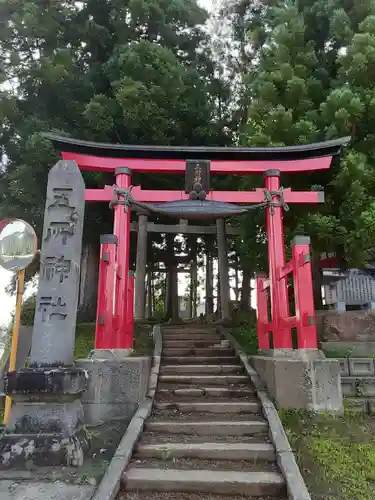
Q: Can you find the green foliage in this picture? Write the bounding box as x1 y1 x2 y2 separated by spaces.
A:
221 0 375 271
280 410 375 499
231 309 258 355
74 323 96 360
73 323 153 359
153 293 166 323
0 0 230 246
20 294 36 326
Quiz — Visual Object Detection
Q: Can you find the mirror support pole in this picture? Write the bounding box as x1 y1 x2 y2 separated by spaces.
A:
3 269 25 425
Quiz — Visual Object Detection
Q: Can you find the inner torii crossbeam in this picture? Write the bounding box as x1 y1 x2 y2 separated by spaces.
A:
45 133 350 352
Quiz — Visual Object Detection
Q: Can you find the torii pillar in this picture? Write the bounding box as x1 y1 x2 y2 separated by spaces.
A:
134 213 148 322
217 218 231 323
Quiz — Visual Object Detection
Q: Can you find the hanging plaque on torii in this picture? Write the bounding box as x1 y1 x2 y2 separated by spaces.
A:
185 160 210 200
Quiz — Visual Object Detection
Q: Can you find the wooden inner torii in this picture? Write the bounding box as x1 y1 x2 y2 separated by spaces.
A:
45 133 349 352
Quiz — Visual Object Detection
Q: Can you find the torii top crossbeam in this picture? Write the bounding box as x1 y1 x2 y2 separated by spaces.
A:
43 133 350 174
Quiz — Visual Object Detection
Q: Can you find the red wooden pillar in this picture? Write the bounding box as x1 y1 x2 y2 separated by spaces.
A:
113 166 132 348
264 170 292 348
256 272 270 349
127 271 135 341
292 236 318 349
95 235 117 349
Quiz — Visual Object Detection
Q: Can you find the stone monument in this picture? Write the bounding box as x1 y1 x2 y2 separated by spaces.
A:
0 160 89 467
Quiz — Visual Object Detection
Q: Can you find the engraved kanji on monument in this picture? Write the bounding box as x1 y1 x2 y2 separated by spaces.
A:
30 160 85 366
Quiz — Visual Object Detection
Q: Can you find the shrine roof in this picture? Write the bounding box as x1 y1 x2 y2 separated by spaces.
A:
43 133 350 162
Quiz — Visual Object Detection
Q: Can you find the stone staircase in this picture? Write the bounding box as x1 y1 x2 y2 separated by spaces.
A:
118 325 288 499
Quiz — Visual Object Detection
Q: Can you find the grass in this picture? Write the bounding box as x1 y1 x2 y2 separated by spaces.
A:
230 310 258 355
74 323 96 359
280 409 375 500
73 322 154 359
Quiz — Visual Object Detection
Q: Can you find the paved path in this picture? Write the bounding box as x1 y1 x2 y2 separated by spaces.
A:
118 325 288 499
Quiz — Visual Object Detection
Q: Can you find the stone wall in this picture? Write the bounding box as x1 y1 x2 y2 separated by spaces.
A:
76 356 151 426
338 357 375 414
318 310 375 342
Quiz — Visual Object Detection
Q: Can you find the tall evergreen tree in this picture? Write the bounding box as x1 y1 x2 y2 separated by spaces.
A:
220 0 375 293
0 0 231 319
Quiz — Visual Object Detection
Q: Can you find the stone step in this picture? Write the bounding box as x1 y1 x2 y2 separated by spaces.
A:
163 339 231 349
145 420 268 436
160 364 243 375
162 328 218 334
123 468 286 497
135 442 275 461
159 374 249 385
162 356 239 365
118 492 288 500
154 401 261 413
163 334 223 341
163 348 234 357
157 386 256 398
140 433 270 444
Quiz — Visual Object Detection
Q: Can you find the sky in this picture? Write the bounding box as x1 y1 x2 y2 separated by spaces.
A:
200 0 213 10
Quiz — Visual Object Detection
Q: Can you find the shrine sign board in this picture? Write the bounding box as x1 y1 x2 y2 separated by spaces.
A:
185 160 210 195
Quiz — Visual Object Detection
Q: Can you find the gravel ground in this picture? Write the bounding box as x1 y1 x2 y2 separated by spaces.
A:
150 411 264 421
139 433 270 444
128 458 279 473
119 493 287 500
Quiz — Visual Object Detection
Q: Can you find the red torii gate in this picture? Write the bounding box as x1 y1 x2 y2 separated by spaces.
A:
45 134 349 352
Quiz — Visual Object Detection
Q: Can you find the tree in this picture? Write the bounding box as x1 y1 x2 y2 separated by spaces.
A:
219 0 375 295
0 0 231 319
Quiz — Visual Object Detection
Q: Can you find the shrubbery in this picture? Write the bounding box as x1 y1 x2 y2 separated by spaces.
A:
231 309 258 355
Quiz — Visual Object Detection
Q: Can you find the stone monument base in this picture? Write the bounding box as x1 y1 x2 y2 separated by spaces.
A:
0 427 89 468
0 367 90 468
251 349 343 412
76 350 151 426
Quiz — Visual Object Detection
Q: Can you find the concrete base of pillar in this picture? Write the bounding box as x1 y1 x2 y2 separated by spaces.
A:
76 352 151 426
251 349 343 413
89 348 133 360
0 367 89 468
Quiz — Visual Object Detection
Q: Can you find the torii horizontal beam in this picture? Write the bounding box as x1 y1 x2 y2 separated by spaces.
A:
86 185 324 204
130 222 241 235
